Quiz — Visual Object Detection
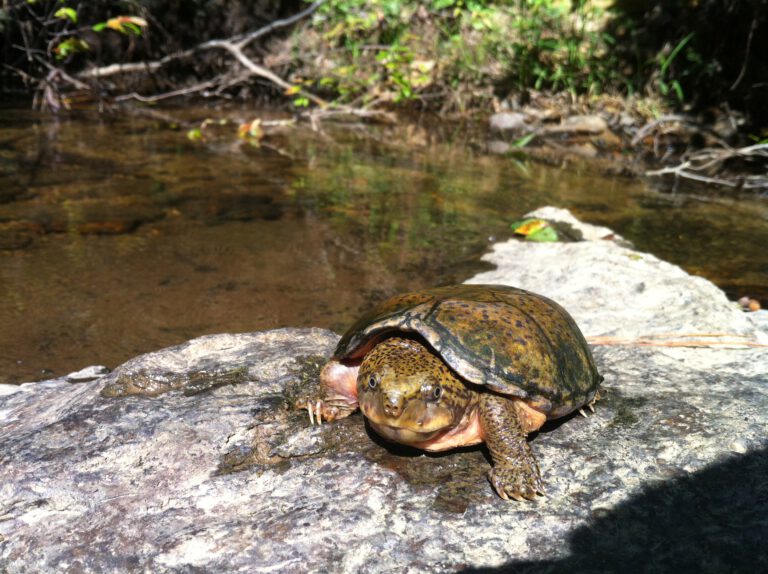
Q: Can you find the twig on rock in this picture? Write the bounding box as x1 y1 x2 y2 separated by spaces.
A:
587 333 768 349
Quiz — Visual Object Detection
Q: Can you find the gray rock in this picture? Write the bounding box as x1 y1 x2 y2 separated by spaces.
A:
2 210 767 573
0 384 21 397
489 111 529 133
486 139 512 155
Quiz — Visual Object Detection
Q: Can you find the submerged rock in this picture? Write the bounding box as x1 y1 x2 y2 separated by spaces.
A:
1 209 766 572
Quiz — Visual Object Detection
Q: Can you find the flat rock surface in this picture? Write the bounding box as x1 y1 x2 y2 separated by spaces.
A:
2 208 767 573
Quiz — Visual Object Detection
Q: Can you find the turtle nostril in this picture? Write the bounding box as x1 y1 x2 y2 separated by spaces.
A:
383 394 402 417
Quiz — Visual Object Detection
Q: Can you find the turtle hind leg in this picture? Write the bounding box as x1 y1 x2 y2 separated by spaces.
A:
479 393 543 501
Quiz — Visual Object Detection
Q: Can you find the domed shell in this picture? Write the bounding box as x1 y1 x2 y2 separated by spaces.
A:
334 284 601 417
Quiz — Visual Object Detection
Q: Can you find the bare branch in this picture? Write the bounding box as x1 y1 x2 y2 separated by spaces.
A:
33 54 90 90
630 114 688 146
77 1 325 80
730 16 758 91
645 143 768 190
233 1 326 50
77 54 175 79
211 39 329 107
115 79 219 103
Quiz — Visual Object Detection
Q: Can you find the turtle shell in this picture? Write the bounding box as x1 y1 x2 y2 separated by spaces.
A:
335 284 601 417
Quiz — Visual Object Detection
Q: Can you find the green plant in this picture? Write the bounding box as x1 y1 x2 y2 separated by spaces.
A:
297 1 632 110
656 32 695 102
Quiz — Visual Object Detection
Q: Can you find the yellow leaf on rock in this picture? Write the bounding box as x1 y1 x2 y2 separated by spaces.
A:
513 219 549 236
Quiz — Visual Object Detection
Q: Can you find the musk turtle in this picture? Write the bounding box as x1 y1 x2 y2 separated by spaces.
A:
307 284 601 501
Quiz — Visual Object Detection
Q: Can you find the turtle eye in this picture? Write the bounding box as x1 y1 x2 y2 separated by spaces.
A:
432 385 443 400
367 376 378 390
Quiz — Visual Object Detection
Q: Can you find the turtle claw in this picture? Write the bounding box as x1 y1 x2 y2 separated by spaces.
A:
488 463 543 502
586 390 601 413
578 408 588 418
300 396 357 425
306 401 324 426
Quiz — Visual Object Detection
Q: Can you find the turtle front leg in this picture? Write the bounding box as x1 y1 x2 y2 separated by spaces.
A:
300 359 360 425
479 394 544 501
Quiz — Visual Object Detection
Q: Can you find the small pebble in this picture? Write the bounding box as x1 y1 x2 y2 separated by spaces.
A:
66 365 110 382
737 296 761 312
729 439 748 454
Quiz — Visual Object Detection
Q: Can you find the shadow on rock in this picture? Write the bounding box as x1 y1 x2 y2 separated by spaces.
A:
462 447 768 573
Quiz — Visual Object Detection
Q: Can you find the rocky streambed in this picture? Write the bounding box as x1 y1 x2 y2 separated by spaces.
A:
1 208 766 573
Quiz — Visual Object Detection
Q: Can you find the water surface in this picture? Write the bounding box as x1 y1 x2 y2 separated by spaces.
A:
1 106 766 383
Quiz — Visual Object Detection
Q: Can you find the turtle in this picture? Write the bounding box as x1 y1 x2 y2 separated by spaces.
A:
305 284 602 501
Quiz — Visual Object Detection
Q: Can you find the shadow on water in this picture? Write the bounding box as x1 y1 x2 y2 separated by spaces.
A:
462 447 768 573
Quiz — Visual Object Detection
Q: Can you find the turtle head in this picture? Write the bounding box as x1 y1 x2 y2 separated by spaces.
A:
356 336 475 446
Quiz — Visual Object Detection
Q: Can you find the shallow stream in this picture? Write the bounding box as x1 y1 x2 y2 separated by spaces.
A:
1 105 766 383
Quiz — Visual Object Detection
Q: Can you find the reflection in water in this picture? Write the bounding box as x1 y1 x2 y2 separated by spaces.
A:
1 107 766 383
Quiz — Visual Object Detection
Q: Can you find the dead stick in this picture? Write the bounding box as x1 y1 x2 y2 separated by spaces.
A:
78 1 325 80
587 335 768 348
